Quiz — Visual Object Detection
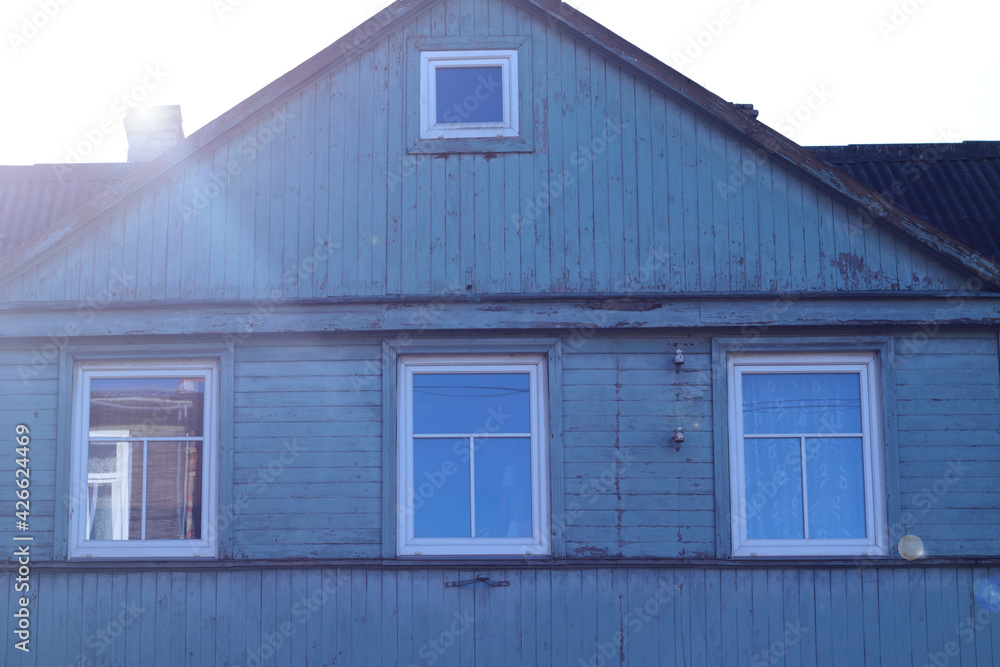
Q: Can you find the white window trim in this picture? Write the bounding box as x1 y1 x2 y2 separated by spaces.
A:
419 50 519 140
69 360 219 560
728 352 887 558
85 433 131 541
397 355 549 557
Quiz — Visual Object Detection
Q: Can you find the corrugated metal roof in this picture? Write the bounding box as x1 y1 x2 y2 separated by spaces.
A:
808 141 1000 261
0 162 139 259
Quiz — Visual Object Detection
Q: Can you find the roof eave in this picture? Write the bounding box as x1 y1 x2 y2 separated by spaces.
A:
0 0 438 287
2 0 999 289
521 0 1000 287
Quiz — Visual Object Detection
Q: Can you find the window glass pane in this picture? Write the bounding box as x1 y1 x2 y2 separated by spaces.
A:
742 373 862 435
143 441 203 540
744 438 803 539
806 438 866 539
90 377 205 438
87 442 142 540
87 485 116 540
413 373 530 434
474 438 532 538
413 438 471 538
436 65 504 124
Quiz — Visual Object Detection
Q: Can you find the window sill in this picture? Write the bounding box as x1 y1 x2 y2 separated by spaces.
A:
408 136 533 154
69 541 217 560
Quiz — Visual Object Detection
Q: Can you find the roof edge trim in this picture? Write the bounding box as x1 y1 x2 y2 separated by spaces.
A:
2 0 999 289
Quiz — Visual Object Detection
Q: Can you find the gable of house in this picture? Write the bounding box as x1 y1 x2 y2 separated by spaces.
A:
0 0 994 306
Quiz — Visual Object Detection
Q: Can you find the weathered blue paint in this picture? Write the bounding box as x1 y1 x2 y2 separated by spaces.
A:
2 331 998 563
1 0 998 663
0 564 997 665
0 0 984 303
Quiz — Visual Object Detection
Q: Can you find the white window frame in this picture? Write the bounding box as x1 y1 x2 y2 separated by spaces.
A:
85 432 131 541
397 355 549 557
728 352 887 558
68 360 219 560
419 50 519 140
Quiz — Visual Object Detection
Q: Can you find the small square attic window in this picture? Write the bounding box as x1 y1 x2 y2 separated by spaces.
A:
420 50 519 140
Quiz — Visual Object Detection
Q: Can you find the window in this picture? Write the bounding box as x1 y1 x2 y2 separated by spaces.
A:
68 360 219 559
397 355 549 556
419 50 519 140
727 352 887 557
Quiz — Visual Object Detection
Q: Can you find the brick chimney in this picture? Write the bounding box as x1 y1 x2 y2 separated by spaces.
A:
123 105 184 162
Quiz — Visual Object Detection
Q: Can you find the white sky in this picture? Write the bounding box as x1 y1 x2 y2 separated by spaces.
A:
0 0 997 165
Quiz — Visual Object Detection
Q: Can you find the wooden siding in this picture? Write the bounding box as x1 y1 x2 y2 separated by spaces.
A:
3 564 999 665
0 344 58 562
1 0 978 304
895 331 1000 556
231 340 383 559
1 330 998 563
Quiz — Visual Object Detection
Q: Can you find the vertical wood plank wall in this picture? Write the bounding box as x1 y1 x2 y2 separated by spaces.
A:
2 0 978 303
3 565 999 665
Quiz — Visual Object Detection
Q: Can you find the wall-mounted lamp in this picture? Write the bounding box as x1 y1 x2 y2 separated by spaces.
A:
672 427 685 451
673 348 685 368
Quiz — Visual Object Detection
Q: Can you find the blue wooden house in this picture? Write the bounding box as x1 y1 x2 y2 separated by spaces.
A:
2 0 1000 664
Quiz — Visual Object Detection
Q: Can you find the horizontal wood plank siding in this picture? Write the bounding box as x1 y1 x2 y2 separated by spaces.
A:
231 340 384 559
1 0 978 304
895 330 1000 556
4 564 999 666
0 345 59 562
1 330 999 562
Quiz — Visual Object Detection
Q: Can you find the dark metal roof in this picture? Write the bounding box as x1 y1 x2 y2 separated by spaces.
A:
808 141 1000 261
0 162 140 259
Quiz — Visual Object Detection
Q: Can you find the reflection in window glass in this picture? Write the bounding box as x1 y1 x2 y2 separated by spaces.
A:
744 438 803 539
729 353 885 557
436 66 504 124
742 373 861 434
86 376 205 542
89 377 205 438
413 439 470 538
86 440 203 541
474 438 531 538
413 373 529 434
399 357 547 556
806 438 865 539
